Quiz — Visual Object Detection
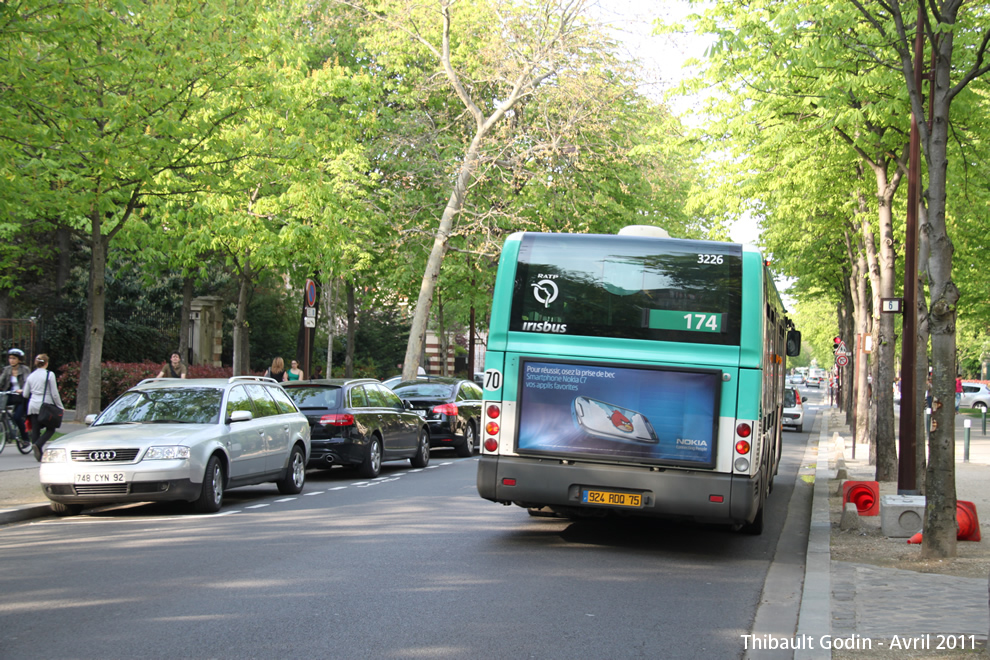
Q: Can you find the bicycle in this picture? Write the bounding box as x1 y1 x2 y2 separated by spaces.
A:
0 392 34 455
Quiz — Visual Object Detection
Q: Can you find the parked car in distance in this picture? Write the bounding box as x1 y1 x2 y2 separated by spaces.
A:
390 377 483 457
40 377 310 516
783 386 806 432
282 378 430 477
960 382 990 411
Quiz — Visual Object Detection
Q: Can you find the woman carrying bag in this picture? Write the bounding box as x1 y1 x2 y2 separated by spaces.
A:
25 354 64 461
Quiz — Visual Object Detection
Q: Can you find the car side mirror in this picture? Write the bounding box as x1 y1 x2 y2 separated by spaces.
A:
228 409 253 424
802 396 808 403
786 329 802 357
85 414 97 425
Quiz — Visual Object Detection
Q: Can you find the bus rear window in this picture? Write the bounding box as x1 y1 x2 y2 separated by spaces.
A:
510 233 742 345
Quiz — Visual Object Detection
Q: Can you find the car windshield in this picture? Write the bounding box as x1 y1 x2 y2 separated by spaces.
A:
285 386 342 409
784 389 797 407
97 388 223 425
392 383 455 398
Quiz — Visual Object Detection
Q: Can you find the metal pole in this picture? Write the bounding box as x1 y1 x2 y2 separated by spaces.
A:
964 419 971 462
897 4 924 495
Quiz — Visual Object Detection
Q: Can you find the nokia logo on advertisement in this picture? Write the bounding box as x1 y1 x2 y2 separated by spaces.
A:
676 438 708 447
521 322 568 334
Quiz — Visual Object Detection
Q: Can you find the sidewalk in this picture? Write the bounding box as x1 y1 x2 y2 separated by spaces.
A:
798 406 990 659
0 415 88 523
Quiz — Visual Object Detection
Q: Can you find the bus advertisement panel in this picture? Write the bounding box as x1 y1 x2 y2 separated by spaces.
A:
517 359 720 468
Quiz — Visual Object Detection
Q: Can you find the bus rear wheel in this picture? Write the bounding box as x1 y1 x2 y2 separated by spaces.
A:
737 504 764 535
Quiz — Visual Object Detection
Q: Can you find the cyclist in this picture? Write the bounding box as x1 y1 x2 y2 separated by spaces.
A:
1 348 30 443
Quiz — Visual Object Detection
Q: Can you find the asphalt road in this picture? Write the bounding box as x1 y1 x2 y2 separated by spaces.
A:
0 422 815 660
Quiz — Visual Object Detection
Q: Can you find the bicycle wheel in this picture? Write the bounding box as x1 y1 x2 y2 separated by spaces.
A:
0 415 8 455
17 428 34 454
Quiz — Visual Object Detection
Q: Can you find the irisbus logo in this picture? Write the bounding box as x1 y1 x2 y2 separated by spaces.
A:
522 321 568 334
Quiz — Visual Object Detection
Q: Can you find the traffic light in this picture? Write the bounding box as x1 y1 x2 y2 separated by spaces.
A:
833 336 842 352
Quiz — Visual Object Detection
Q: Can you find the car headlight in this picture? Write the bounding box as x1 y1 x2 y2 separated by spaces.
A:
144 446 191 460
41 448 67 463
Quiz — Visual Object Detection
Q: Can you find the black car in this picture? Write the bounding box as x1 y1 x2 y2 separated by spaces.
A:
390 377 483 457
282 379 430 477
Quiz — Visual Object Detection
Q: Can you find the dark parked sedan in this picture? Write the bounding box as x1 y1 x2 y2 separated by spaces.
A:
390 377 483 457
282 379 430 477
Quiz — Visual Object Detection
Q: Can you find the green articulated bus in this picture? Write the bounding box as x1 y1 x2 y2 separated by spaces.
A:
476 226 801 535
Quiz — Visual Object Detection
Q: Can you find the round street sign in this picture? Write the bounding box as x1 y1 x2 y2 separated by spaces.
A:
305 279 317 308
836 354 849 367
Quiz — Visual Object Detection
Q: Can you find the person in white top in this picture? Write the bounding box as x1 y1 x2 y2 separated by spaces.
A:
1 348 29 441
25 353 64 460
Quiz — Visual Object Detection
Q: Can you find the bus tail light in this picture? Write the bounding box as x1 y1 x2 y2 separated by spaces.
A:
484 403 502 454
735 440 751 455
736 422 752 438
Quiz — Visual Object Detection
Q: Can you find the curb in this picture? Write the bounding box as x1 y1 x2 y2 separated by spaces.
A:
795 408 832 659
0 502 53 525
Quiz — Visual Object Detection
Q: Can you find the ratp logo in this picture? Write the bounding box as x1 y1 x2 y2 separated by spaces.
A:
531 279 558 308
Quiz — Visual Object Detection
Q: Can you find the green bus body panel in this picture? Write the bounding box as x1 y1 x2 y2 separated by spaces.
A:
738 250 766 371
735 368 762 420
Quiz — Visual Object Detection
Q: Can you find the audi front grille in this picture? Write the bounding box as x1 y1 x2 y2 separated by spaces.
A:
70 449 141 462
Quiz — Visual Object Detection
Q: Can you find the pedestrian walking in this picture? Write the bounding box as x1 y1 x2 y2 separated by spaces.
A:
25 354 65 460
956 375 963 411
264 357 287 382
1 348 30 441
156 351 188 379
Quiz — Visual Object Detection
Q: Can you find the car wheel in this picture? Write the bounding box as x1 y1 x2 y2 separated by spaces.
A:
49 501 82 517
277 445 306 494
410 428 430 468
796 423 803 433
455 423 476 457
359 436 382 478
193 455 224 513
976 402 988 412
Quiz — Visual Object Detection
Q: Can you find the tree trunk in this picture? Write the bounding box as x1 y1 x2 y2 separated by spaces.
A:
875 180 902 481
76 212 108 418
402 133 481 381
854 236 870 451
179 277 193 363
860 195 880 466
232 268 252 376
55 227 72 297
914 197 931 494
921 32 959 560
324 276 336 378
345 281 355 378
